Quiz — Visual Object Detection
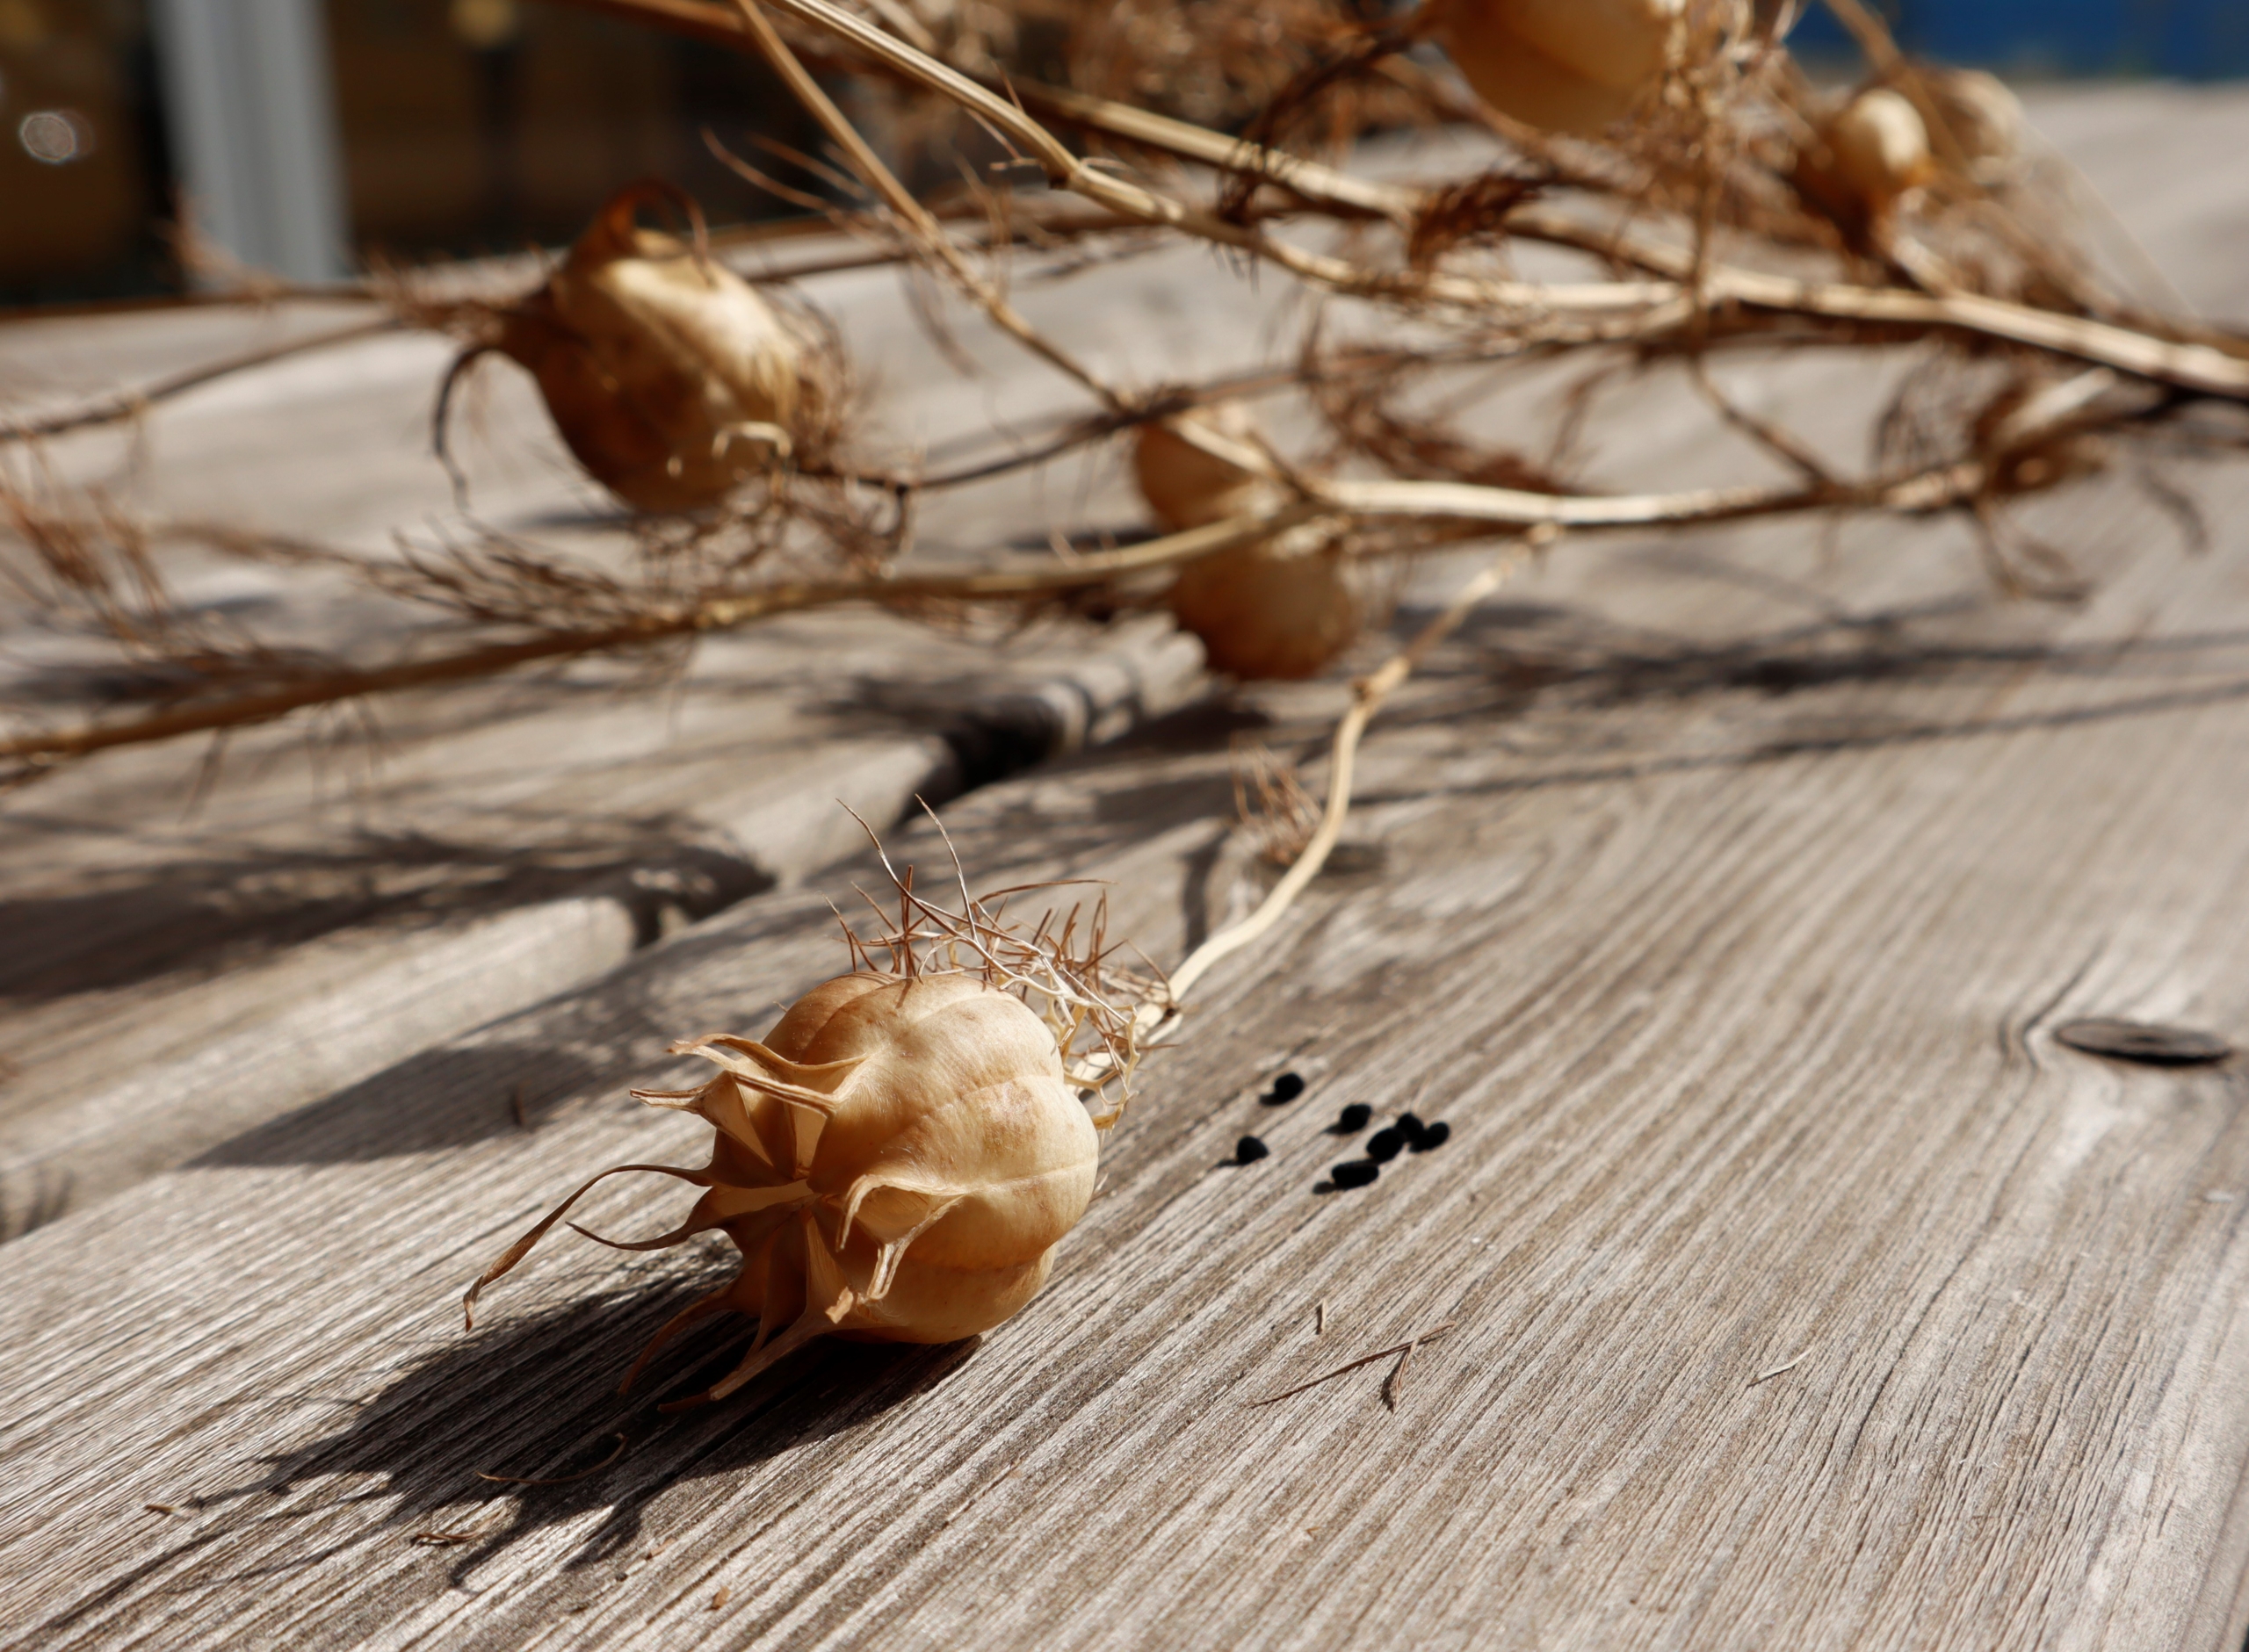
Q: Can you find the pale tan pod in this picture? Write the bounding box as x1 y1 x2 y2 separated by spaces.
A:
1434 0 1681 136
1925 68 2026 178
498 182 806 513
701 975 1095 1376
463 966 1107 1403
1132 407 1362 681
1492 0 1681 92
1826 87 1934 210
1167 530 1363 682
1132 403 1280 532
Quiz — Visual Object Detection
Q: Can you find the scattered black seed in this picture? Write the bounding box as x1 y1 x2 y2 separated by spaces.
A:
1331 1160 1379 1189
1394 1111 1428 1144
1364 1128 1405 1163
1263 1071 1306 1104
1413 1121 1451 1151
2056 1017 2232 1067
1234 1135 1270 1165
1334 1102 1372 1133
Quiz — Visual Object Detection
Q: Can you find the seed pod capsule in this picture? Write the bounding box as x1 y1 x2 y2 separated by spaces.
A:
467 970 1099 1404
1823 87 1934 213
469 181 813 513
1133 406 1363 682
1433 0 1683 136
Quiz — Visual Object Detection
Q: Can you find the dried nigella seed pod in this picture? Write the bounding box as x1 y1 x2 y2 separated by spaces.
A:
1433 0 1684 136
1133 405 1363 682
451 180 813 513
1924 69 2026 184
1821 88 1934 214
466 835 1140 1404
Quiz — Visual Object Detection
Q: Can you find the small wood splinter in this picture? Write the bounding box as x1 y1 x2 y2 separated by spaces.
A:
1747 1350 1811 1388
410 1511 509 1546
1248 1321 1457 1407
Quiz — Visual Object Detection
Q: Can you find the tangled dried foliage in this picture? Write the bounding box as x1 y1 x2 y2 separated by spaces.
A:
5 0 2249 782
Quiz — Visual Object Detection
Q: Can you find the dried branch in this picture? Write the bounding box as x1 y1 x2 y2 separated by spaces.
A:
1 318 400 444
539 0 2249 399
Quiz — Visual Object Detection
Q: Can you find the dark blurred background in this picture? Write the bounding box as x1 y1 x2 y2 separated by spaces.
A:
0 0 814 306
2 0 2244 307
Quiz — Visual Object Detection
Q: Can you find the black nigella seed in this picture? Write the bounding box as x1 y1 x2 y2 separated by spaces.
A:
1334 1102 1372 1133
1394 1111 1428 1143
1264 1071 1306 1104
1234 1135 1270 1165
1364 1128 1405 1163
1331 1160 1379 1189
1413 1121 1451 1151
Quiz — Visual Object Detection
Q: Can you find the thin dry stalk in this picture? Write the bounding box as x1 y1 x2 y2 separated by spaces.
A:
0 507 1300 768
0 318 400 444
1247 1321 1457 1407
726 0 1125 410
1166 533 1541 1009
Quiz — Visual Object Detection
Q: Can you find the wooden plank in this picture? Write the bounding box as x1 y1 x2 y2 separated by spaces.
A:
4 83 2249 1648
2 379 2248 1647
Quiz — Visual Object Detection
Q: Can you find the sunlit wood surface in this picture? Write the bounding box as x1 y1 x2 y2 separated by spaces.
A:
4 85 2249 1650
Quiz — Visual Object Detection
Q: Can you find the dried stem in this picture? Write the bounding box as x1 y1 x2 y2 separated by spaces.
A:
0 509 1300 764
726 0 1124 410
5 444 2012 770
1247 1322 1457 1406
1 318 400 444
1165 536 1541 1010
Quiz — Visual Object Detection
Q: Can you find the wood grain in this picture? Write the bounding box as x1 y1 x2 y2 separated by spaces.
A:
3 84 2249 1650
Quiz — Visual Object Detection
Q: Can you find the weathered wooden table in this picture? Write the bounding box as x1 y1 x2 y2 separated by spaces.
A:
5 85 2249 1650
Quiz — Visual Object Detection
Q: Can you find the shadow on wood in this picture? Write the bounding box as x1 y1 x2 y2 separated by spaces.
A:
191 1039 614 1165
18 1274 981 1642
0 819 770 1003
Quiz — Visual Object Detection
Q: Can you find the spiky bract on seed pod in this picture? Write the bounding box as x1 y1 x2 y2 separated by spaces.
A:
488 181 809 513
1133 406 1362 681
1432 0 1682 136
